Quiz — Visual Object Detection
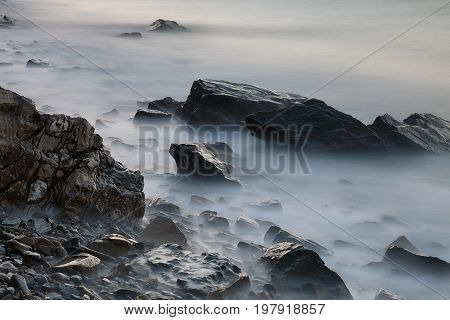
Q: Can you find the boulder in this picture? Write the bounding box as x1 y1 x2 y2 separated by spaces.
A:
235 215 259 233
388 236 419 254
26 59 51 68
138 216 187 247
375 288 405 300
237 241 265 256
100 109 120 118
0 87 145 222
9 274 31 296
199 211 229 230
53 253 101 275
369 113 450 154
169 143 241 186
176 79 305 125
260 242 353 299
246 98 386 153
87 234 137 257
190 195 215 207
146 198 181 215
146 19 188 32
0 15 15 27
118 32 142 38
134 109 171 122
248 199 283 212
148 97 183 114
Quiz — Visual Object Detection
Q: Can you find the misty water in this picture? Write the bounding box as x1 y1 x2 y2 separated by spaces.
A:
1 0 450 299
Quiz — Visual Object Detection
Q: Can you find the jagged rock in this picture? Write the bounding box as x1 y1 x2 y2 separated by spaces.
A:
148 97 183 114
388 236 419 254
26 59 51 68
246 98 386 153
260 242 353 299
0 15 15 27
100 109 120 118
375 288 405 300
369 113 450 154
235 216 259 233
190 195 215 207
53 253 101 275
146 19 188 32
384 246 450 279
0 87 145 222
146 198 181 215
138 216 187 247
118 32 142 38
169 143 241 186
134 109 171 122
87 234 137 257
176 79 305 125
199 211 229 230
248 199 282 212
264 226 329 256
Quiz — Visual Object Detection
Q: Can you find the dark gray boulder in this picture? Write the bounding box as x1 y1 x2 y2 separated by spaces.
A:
138 216 187 247
26 59 51 68
246 98 386 153
169 142 241 186
0 87 145 222
369 113 450 154
146 19 188 32
148 97 183 114
134 109 171 122
175 79 306 125
260 242 353 299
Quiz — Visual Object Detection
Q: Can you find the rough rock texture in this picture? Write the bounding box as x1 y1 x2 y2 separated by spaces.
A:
375 288 405 300
169 143 241 186
246 98 386 153
0 87 145 222
175 79 306 125
369 113 450 154
148 97 183 114
138 216 187 247
260 242 353 299
134 109 171 122
146 19 188 32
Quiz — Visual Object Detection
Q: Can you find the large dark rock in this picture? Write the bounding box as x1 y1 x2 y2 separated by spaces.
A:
134 109 171 122
146 19 188 32
138 216 187 247
169 142 241 186
175 79 306 125
369 113 450 154
260 242 352 299
148 97 183 114
246 98 386 153
0 87 145 222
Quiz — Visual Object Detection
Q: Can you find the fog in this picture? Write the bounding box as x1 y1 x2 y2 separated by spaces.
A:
1 0 450 299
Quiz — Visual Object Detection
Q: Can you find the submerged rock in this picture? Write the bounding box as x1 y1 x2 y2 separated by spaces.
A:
26 59 51 68
0 87 145 222
248 199 283 212
260 242 352 299
176 79 305 125
190 195 215 207
369 113 450 154
138 216 187 247
375 288 405 300
246 98 386 153
0 15 15 27
146 19 188 32
169 143 241 186
134 109 171 122
118 32 142 39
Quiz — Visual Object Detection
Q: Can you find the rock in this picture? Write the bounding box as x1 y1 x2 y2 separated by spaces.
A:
100 109 120 118
199 211 229 230
0 15 15 27
134 109 172 122
0 87 145 222
207 275 251 299
6 239 33 255
246 98 386 153
237 241 265 256
146 198 181 215
176 79 305 125
53 253 101 275
148 97 183 114
0 261 17 273
375 288 405 300
383 246 450 279
169 143 241 186
235 216 259 233
248 199 283 212
264 226 329 256
9 274 31 296
190 195 215 207
369 113 450 154
22 251 44 267
0 62 13 67
26 59 51 68
95 119 109 129
388 236 419 254
118 32 142 38
146 19 188 32
260 242 353 299
338 179 354 186
87 234 137 257
138 216 187 247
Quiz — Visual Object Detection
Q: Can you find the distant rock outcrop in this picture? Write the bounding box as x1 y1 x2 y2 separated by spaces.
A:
0 87 145 222
146 19 188 32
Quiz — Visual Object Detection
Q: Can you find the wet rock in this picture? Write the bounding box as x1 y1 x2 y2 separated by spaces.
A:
0 15 15 27
190 195 215 207
6 239 33 255
114 288 142 299
88 234 137 257
207 275 251 299
100 109 120 118
369 113 450 154
95 119 109 129
237 241 265 256
148 97 183 114
146 198 181 215
134 109 172 122
199 211 230 230
0 87 145 222
375 288 405 300
169 143 241 186
248 199 282 212
235 216 259 233
383 246 450 279
176 79 305 125
146 19 188 32
118 32 142 38
388 236 419 254
264 226 328 256
9 274 31 296
53 253 101 275
246 98 386 153
138 216 187 247
260 242 352 299
22 251 45 267
26 59 51 68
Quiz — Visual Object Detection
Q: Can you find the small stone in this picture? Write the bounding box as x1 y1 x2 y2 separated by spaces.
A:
9 274 31 296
